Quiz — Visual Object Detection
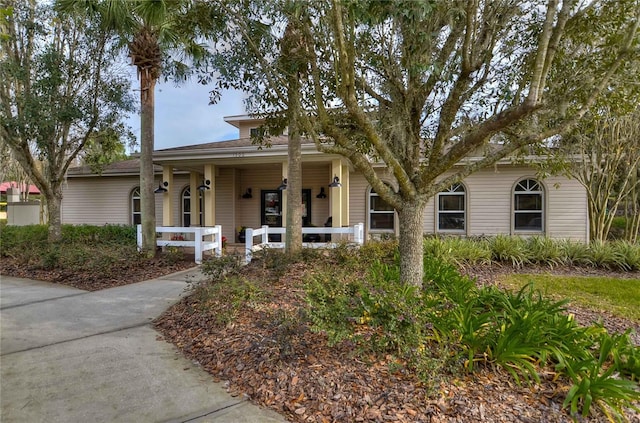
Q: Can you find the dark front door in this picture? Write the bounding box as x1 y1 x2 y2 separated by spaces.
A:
261 190 282 227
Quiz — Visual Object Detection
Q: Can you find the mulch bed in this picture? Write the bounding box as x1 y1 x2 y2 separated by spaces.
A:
154 262 640 423
2 253 637 421
0 255 196 291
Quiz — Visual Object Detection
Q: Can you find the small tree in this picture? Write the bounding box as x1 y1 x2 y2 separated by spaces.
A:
558 110 640 242
0 0 135 241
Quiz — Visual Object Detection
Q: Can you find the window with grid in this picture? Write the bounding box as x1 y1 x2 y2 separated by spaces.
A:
437 183 465 232
514 179 543 232
131 187 141 225
369 188 395 231
181 186 203 227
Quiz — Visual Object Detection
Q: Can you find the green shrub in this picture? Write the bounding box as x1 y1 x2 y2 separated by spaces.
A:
61 224 135 245
0 224 48 257
0 224 135 260
303 246 640 418
201 252 244 280
193 275 266 326
304 268 363 346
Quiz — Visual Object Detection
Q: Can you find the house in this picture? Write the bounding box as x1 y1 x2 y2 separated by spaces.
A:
61 115 589 243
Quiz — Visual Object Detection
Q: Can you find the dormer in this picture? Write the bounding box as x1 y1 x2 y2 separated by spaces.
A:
223 114 265 139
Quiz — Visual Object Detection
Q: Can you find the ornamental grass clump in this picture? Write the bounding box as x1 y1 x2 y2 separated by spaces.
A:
487 235 530 267
610 241 640 271
588 241 627 270
525 236 566 267
423 235 491 267
559 239 593 267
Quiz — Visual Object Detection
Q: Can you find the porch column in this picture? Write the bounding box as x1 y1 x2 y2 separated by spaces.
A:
331 159 343 233
280 161 288 224
341 168 349 226
189 172 200 226
162 166 174 226
203 164 216 227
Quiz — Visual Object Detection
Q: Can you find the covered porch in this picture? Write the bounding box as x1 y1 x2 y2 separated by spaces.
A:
152 142 354 246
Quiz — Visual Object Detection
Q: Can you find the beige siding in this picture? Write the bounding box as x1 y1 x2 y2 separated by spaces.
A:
348 172 369 229
62 175 211 226
463 167 515 236
63 163 588 242
347 165 588 242
61 176 163 225
544 175 588 241
215 168 237 242
302 163 331 227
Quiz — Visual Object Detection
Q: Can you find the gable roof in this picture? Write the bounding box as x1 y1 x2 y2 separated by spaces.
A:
67 158 162 177
154 136 292 152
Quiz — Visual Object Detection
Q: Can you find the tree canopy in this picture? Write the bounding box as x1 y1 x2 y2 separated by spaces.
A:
0 0 135 241
204 0 640 286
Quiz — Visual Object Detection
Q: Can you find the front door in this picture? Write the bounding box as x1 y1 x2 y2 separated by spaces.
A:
261 190 282 227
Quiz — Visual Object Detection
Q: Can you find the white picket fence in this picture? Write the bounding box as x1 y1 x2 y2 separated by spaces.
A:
244 223 364 263
136 225 222 264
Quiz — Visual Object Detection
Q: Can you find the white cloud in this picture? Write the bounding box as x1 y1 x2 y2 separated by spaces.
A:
126 80 245 150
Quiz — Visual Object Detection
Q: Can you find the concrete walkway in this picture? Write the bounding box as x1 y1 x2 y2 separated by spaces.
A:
0 269 286 423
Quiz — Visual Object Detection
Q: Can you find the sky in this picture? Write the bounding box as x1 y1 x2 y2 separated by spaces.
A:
126 79 246 151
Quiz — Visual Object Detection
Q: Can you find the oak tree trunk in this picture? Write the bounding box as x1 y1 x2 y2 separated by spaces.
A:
45 184 63 243
285 76 303 255
397 201 426 287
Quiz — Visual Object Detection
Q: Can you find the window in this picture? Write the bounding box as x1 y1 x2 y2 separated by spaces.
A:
368 188 395 231
437 183 465 232
131 187 141 225
181 186 203 227
514 179 544 232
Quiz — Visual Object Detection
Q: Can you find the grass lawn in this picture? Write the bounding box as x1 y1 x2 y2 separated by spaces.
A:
498 274 640 322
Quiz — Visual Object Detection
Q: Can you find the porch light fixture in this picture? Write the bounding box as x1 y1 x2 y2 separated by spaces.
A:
329 176 341 188
316 187 327 199
198 179 211 191
242 188 253 199
277 178 288 190
154 181 168 194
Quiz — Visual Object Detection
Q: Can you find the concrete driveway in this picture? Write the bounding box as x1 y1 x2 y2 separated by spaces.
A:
0 271 285 423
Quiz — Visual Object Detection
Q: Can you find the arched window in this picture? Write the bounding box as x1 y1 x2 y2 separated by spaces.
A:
513 179 544 232
368 187 395 232
131 187 141 225
181 186 203 227
437 183 466 232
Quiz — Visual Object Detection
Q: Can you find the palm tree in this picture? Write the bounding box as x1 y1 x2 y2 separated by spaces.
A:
57 0 216 256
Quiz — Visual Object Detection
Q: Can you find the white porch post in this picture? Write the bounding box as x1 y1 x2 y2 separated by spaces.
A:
162 166 174 226
341 167 349 227
189 172 200 226
331 159 343 239
203 164 215 227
